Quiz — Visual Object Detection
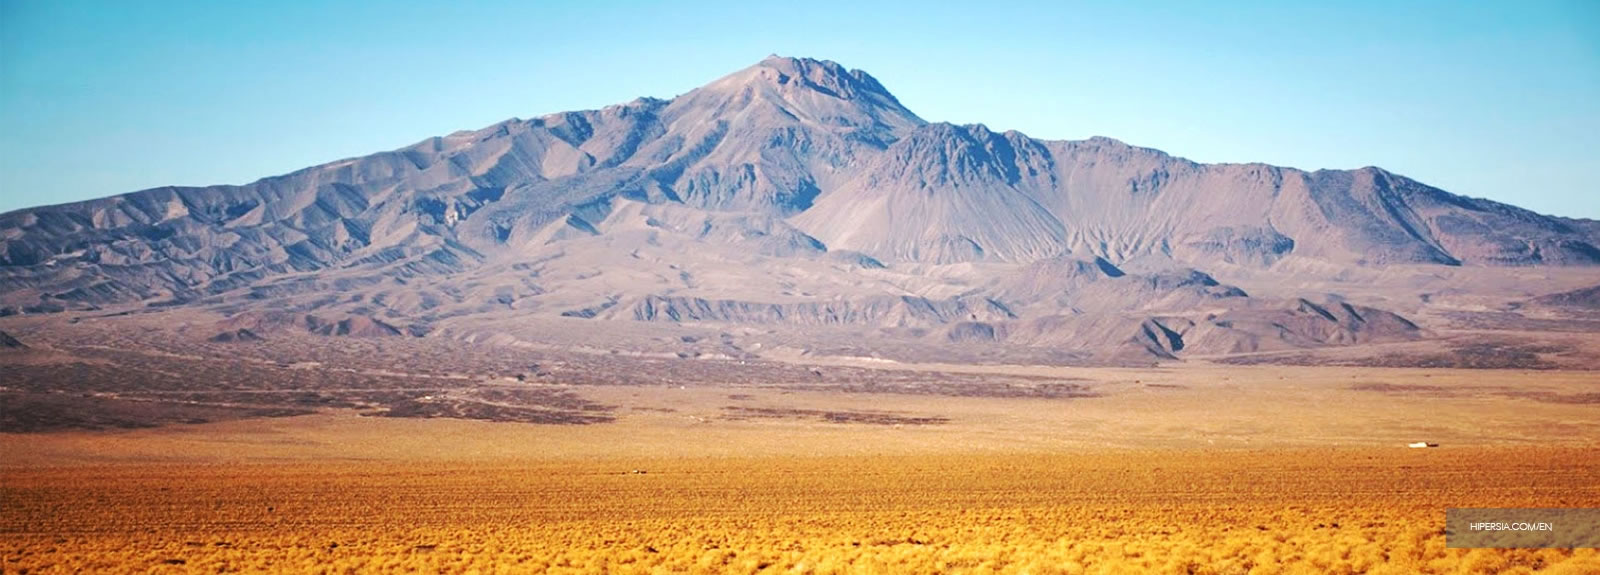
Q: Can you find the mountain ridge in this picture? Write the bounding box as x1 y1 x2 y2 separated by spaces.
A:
1 56 1595 363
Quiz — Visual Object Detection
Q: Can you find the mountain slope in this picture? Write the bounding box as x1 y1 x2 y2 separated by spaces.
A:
797 124 1600 267
0 56 924 307
1 56 1595 363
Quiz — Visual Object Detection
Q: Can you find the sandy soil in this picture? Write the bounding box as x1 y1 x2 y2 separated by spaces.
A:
4 448 1598 573
4 364 1596 466
4 357 1598 573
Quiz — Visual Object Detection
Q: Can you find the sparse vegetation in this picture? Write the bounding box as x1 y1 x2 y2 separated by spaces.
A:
4 449 1598 574
4 316 1600 572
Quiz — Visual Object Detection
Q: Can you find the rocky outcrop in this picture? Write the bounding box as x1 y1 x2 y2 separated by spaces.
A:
628 294 1014 327
215 311 403 338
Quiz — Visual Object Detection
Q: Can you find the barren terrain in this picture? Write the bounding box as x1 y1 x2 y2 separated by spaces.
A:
5 313 1600 573
6 56 1600 367
5 449 1599 574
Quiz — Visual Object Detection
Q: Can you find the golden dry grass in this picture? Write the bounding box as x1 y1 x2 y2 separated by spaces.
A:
5 447 1599 574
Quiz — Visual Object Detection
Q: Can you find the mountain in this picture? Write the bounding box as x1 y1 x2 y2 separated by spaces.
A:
1 56 1596 363
797 124 1599 267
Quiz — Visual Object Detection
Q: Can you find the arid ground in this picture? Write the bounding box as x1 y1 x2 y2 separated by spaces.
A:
4 448 1599 574
5 326 1600 574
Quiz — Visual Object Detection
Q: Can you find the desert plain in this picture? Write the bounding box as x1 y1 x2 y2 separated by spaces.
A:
4 317 1599 574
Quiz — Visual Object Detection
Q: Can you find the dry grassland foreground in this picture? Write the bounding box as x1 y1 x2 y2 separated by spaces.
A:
1 447 1598 574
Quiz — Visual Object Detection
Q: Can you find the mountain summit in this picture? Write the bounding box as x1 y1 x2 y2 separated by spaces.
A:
710 55 914 116
1 56 1595 362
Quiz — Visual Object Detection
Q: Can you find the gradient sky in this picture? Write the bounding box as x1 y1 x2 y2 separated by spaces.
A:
3 0 1597 217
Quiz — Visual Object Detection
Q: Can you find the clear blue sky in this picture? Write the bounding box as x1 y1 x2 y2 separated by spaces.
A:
3 0 1597 217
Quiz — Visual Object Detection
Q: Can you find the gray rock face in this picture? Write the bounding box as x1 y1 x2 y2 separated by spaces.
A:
796 126 1599 267
628 294 1014 327
0 56 1594 361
